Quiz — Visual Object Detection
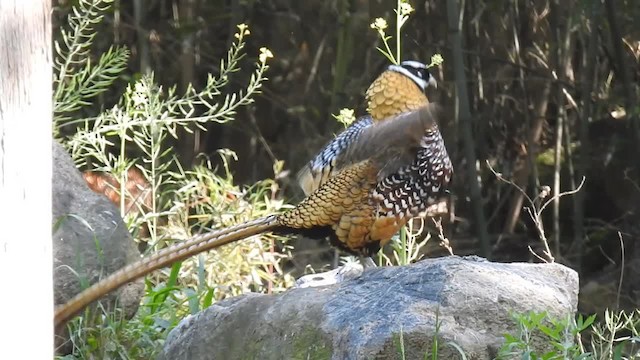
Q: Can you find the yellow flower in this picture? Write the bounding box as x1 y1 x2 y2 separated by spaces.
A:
339 108 354 119
370 17 388 32
428 54 444 68
234 23 250 39
335 108 356 127
259 47 274 63
399 2 414 16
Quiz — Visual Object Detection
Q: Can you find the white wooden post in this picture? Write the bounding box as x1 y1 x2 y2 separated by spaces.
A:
0 0 53 356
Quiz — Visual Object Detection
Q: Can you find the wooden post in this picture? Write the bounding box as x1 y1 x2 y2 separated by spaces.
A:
0 0 53 357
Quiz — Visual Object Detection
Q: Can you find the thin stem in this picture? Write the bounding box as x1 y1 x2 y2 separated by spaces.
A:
119 120 127 215
396 0 401 63
150 121 159 242
399 226 407 265
382 36 396 65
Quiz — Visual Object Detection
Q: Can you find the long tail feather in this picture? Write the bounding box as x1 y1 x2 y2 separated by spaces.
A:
54 215 280 329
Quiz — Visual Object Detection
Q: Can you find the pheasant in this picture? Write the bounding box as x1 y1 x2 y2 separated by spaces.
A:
298 60 437 195
54 61 452 329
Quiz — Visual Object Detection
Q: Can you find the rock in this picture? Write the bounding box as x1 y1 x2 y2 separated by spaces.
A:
159 255 578 360
52 141 144 348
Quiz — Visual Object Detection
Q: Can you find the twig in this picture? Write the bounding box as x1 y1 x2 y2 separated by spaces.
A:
304 35 327 96
432 218 454 256
616 231 624 310
527 246 548 263
538 177 585 215
487 160 586 263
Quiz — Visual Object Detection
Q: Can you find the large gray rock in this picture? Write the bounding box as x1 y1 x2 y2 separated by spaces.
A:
52 142 144 346
160 256 578 360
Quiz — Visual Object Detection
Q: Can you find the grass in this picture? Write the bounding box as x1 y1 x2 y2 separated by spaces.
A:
56 161 296 358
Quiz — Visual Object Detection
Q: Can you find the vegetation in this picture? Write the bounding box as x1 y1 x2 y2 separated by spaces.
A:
497 310 640 360
50 0 639 358
54 0 291 357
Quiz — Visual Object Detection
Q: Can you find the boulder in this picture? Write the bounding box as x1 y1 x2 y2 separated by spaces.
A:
160 256 578 360
52 141 144 348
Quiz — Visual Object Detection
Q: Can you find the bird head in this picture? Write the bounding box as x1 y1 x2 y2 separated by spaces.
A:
388 60 438 91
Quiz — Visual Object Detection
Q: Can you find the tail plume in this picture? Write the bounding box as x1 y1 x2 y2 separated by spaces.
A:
54 215 280 329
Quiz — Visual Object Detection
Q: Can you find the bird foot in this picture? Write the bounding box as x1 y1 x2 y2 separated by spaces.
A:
360 256 378 268
294 261 365 288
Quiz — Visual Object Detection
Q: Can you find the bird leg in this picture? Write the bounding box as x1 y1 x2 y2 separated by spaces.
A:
360 255 378 268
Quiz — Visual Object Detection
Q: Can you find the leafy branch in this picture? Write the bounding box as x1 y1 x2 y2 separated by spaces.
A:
53 0 128 126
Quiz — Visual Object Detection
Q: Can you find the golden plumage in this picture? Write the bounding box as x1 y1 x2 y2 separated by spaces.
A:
365 69 429 121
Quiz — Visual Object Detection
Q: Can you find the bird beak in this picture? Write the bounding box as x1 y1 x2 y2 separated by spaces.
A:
428 76 437 89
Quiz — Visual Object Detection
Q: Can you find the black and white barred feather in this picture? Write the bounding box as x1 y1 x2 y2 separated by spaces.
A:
297 116 374 195
299 105 453 221
372 126 453 219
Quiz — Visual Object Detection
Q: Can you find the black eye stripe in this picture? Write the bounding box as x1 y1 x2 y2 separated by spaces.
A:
401 65 429 80
389 61 433 91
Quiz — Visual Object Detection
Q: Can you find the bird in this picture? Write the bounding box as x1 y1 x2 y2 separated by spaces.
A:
54 61 452 329
298 60 438 195
295 59 441 271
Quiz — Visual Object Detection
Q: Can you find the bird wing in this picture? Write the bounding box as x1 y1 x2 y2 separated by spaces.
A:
299 104 452 221
330 104 452 219
297 115 373 195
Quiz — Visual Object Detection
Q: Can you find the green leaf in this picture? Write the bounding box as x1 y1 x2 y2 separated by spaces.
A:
538 324 560 340
577 314 596 332
202 288 215 308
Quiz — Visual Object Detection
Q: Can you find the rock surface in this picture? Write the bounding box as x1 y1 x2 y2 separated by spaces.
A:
160 256 579 360
52 142 144 346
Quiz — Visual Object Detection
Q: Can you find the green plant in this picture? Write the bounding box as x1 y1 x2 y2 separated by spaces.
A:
53 0 128 129
377 218 432 266
589 309 640 360
53 0 294 358
498 310 640 360
391 307 468 360
498 311 595 359
61 19 273 238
